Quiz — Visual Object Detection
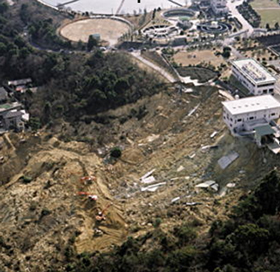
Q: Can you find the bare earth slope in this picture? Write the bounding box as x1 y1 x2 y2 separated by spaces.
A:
0 86 279 271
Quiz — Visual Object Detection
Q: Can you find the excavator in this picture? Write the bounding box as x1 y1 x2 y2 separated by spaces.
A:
80 175 96 185
77 192 98 201
96 202 113 221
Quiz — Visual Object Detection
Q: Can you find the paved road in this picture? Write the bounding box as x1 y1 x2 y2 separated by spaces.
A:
227 0 254 36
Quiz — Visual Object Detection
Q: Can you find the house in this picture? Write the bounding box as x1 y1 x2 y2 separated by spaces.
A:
210 0 228 15
7 78 32 94
0 102 26 131
222 95 280 134
231 59 276 96
8 78 32 87
0 87 8 103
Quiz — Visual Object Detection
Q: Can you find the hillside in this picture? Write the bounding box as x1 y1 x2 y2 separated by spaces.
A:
1 83 280 271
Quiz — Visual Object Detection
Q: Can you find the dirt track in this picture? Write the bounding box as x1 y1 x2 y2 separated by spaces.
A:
60 18 131 45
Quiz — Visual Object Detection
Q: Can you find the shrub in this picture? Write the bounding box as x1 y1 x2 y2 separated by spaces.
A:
110 146 122 158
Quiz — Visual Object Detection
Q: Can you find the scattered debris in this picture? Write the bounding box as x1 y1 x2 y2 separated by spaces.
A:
141 182 166 192
140 176 156 184
177 165 185 172
218 151 239 170
187 103 200 117
186 202 202 206
146 134 160 142
171 197 180 203
226 183 236 188
188 153 196 159
210 131 218 138
195 180 219 191
140 169 156 183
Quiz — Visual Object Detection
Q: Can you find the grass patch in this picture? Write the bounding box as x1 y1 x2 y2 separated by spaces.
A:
251 0 280 27
176 67 217 83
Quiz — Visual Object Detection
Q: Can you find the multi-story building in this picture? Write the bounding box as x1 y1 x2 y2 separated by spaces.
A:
211 0 228 15
222 95 280 136
231 58 276 96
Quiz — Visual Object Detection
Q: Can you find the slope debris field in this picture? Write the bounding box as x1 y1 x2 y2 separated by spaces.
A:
1 85 279 271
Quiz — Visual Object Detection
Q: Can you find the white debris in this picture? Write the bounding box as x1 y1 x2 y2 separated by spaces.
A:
201 145 211 150
147 134 160 142
210 131 218 138
186 202 202 206
195 180 216 188
141 176 156 184
141 182 166 192
187 103 200 117
195 180 219 191
171 197 180 203
218 151 239 170
211 184 219 191
177 165 185 172
183 88 193 93
140 169 156 181
189 153 196 159
226 183 236 188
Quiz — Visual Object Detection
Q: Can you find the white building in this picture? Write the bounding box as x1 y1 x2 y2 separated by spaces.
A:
211 0 228 15
232 59 276 96
222 95 280 136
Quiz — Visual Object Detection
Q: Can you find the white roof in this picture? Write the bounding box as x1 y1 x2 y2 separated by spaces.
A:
232 59 276 85
222 95 280 115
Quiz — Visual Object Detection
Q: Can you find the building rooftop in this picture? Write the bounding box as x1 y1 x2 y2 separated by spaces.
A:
222 95 280 115
0 102 21 112
232 58 276 85
7 78 32 87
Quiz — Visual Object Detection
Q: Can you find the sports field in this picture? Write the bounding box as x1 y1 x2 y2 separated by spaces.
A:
251 0 280 27
60 18 131 45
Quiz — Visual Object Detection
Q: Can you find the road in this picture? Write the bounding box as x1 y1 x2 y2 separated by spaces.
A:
227 0 254 37
131 51 177 83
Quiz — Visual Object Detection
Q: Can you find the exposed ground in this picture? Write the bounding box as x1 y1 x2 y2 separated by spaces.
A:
1 79 280 271
59 18 131 45
174 50 226 67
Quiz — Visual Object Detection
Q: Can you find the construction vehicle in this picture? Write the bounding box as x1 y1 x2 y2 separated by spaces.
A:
96 202 113 221
80 175 96 185
77 192 98 201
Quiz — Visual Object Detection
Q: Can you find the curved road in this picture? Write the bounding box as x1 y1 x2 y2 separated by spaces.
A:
227 0 254 36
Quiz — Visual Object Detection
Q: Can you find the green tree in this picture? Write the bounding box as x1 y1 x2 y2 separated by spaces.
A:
0 42 6 55
110 147 122 158
87 35 98 51
0 3 8 14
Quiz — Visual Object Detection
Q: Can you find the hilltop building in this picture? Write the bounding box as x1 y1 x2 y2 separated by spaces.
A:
222 95 280 147
231 59 276 96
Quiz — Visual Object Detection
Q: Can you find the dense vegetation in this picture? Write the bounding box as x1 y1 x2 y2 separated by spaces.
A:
0 0 163 128
63 170 280 272
237 2 260 28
